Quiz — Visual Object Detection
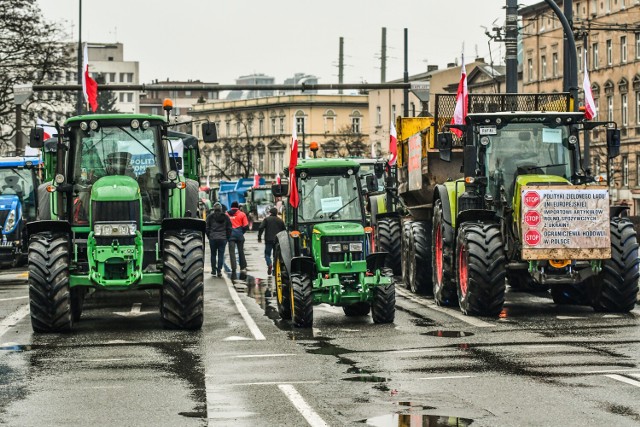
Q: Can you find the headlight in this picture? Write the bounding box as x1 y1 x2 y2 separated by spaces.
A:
142 120 150 130
54 173 65 184
131 119 140 129
4 210 15 232
80 121 88 131
94 222 136 237
89 120 99 130
327 243 342 253
349 242 363 252
167 170 178 181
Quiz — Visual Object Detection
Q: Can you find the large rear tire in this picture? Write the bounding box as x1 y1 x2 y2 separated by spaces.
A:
376 217 402 275
184 179 199 218
371 268 395 324
290 273 313 328
28 232 72 333
161 230 204 330
407 221 432 295
590 218 640 312
274 247 292 320
432 199 457 306
401 220 413 290
456 223 506 316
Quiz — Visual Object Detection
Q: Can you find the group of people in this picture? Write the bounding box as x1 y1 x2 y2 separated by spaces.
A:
205 201 285 277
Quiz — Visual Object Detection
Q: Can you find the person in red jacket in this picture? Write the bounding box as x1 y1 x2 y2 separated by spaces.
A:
226 201 249 275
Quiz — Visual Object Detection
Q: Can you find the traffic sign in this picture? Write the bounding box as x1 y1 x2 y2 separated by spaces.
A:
524 229 541 246
523 210 541 227
523 191 541 208
13 83 33 105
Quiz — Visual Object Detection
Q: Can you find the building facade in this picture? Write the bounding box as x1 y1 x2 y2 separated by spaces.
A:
521 0 640 212
191 94 369 184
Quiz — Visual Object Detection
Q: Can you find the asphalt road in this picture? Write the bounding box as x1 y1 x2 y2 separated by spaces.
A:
0 232 639 426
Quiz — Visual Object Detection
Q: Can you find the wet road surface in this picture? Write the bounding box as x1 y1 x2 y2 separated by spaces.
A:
0 233 639 426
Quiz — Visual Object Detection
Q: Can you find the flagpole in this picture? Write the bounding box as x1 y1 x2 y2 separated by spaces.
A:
76 0 83 114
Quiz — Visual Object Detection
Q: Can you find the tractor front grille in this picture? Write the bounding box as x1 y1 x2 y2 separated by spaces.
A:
320 235 365 267
0 210 9 229
92 201 140 246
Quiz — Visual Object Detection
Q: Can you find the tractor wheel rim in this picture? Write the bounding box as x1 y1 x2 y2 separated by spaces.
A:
435 226 443 285
275 259 283 304
458 245 468 296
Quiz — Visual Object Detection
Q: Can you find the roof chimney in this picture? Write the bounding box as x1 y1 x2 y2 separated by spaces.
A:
427 65 438 72
475 57 485 63
447 63 456 68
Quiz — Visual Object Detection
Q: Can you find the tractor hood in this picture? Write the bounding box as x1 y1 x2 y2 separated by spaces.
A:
0 195 19 211
91 175 140 202
313 222 364 237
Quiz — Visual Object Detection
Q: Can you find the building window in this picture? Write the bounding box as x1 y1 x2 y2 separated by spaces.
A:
296 117 305 134
622 94 628 126
541 55 547 79
258 152 264 172
552 52 558 77
594 156 601 175
578 49 583 72
592 43 599 69
391 105 396 120
590 0 597 15
324 110 336 133
376 106 382 125
247 121 253 137
127 73 133 83
607 96 614 122
279 118 285 134
636 34 640 59
637 154 640 185
606 40 612 66
258 119 264 136
109 72 116 83
621 36 627 63
623 155 629 187
225 121 230 136
352 117 361 133
119 93 124 102
271 118 276 134
575 1 581 17
236 122 241 136
606 0 611 12
527 58 533 82
151 107 158 115
637 91 640 124
185 90 191 96
126 93 133 103
119 72 125 83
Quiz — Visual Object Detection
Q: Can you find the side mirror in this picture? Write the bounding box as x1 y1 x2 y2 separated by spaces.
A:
373 162 385 175
202 122 218 143
607 128 620 159
272 183 289 197
170 156 183 171
365 174 379 192
437 132 452 162
29 128 45 149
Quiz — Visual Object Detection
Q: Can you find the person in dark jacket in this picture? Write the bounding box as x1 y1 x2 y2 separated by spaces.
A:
226 201 249 275
206 202 232 277
257 207 286 275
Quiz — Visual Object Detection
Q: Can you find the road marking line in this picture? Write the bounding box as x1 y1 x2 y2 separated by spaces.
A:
583 368 640 374
207 380 321 386
396 287 493 328
630 374 640 379
131 303 141 313
18 272 28 278
0 304 29 339
605 374 640 388
0 296 28 302
556 316 583 320
233 353 294 359
418 375 475 380
278 384 329 427
224 275 266 340
384 348 443 354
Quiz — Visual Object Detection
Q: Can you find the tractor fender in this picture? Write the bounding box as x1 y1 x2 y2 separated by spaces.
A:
162 217 206 235
27 220 71 237
456 209 498 227
366 252 387 272
433 184 455 246
291 256 316 277
275 230 294 272
610 205 630 218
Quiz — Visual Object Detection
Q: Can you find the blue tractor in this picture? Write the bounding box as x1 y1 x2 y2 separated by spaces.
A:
0 157 41 268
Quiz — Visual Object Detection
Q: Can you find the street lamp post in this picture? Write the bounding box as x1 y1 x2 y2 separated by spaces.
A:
76 0 83 114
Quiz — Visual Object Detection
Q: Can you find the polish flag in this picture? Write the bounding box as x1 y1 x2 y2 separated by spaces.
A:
253 169 260 188
388 119 398 166
288 120 299 208
82 44 98 113
583 52 596 120
450 54 468 137
276 173 281 184
36 118 57 140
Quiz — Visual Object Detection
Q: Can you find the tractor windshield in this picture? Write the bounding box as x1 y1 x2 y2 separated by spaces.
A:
0 168 37 220
358 163 385 192
72 125 163 223
298 173 362 222
482 123 573 200
252 189 273 205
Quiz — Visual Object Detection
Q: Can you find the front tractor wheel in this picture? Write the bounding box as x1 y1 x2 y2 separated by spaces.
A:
407 221 432 295
274 248 291 320
456 223 506 316
290 273 313 328
376 217 402 275
590 218 640 312
371 268 395 324
161 230 204 330
28 232 73 333
432 200 457 306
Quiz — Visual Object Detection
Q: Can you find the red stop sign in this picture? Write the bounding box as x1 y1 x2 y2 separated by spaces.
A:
524 229 541 246
524 210 541 226
523 191 541 208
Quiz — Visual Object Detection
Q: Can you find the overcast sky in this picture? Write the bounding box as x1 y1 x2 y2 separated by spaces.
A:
38 0 540 85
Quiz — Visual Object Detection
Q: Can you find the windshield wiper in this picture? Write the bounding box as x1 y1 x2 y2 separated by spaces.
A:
11 168 30 184
523 162 567 171
118 126 156 159
329 196 358 219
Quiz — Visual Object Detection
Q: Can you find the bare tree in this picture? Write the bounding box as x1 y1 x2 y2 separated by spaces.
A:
334 124 365 157
0 0 75 151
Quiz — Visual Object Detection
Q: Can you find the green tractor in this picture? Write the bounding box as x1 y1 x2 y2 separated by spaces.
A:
271 157 396 328
27 113 218 332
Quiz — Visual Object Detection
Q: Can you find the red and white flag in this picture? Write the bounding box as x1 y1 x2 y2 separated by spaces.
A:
450 54 468 137
388 119 397 166
583 52 596 120
36 118 57 140
82 44 98 113
253 169 260 188
276 173 281 185
288 119 300 208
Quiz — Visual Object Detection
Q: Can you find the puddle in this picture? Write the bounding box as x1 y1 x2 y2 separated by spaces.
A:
411 319 438 327
0 344 33 351
343 375 387 383
362 414 474 426
423 331 474 338
397 402 437 410
178 411 206 418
